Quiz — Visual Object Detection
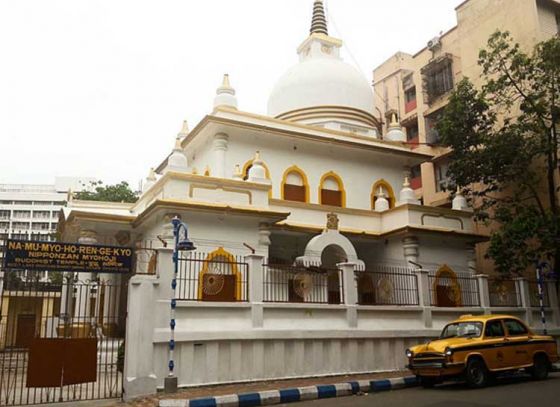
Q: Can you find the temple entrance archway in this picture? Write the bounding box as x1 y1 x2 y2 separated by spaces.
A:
296 229 364 269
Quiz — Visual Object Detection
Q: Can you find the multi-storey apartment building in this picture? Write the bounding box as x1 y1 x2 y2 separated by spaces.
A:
373 0 560 271
0 177 94 264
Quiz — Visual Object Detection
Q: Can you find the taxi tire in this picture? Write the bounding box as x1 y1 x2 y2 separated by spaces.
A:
465 358 489 388
530 354 549 381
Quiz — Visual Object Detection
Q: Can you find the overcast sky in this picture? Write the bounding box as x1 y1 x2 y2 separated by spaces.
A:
0 0 464 188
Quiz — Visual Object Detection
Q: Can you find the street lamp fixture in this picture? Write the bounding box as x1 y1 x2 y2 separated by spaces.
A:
164 216 196 394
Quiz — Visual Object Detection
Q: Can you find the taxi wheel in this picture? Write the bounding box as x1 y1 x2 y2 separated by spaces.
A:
530 354 549 381
465 358 488 388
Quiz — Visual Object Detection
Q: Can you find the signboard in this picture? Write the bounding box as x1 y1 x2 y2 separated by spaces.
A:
3 239 133 274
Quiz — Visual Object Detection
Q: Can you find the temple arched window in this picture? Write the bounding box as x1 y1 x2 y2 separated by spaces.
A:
319 172 345 207
198 248 242 301
371 180 396 209
281 166 309 203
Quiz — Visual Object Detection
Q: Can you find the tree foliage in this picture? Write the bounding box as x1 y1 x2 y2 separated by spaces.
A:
74 181 138 203
438 31 559 276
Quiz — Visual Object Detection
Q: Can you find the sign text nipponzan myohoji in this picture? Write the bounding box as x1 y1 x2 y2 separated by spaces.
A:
3 240 134 274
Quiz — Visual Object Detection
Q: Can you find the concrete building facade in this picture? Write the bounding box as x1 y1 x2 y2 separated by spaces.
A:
373 0 560 273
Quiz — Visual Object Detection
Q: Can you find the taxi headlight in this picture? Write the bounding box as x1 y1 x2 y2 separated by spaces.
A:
445 347 453 357
406 349 413 358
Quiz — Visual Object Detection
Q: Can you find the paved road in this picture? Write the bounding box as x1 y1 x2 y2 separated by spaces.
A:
282 373 560 407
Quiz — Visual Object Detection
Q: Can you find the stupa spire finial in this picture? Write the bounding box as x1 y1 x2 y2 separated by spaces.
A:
310 0 328 36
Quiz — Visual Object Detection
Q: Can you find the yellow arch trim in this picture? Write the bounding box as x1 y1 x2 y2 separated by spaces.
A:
371 179 396 209
281 165 310 203
242 158 272 198
198 247 242 300
433 264 463 307
319 171 346 207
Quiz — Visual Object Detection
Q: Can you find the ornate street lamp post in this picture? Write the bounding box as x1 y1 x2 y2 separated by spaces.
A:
164 216 196 393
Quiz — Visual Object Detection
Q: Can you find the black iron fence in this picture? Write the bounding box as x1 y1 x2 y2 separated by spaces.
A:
176 251 249 302
528 280 550 308
262 262 344 304
488 278 521 307
428 273 480 307
356 265 419 306
0 272 126 405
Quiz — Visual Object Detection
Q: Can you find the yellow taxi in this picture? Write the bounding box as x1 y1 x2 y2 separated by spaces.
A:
406 314 559 388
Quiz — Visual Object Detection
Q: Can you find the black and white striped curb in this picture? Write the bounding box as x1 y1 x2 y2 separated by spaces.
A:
159 376 419 407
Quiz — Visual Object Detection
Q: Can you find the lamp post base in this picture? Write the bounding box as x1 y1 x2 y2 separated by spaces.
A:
164 376 178 393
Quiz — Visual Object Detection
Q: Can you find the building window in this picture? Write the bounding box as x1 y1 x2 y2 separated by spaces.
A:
371 180 396 209
281 166 309 203
33 211 50 219
0 222 9 230
425 109 445 145
319 172 345 207
32 222 50 231
435 161 451 192
405 121 420 147
0 210 9 220
421 55 454 104
404 87 417 113
13 210 31 219
410 165 422 190
12 222 30 231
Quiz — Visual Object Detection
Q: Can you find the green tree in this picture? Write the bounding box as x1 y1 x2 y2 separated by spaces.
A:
74 181 138 203
438 31 559 277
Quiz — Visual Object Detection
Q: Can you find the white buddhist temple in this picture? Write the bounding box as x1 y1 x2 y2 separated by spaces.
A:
56 0 560 400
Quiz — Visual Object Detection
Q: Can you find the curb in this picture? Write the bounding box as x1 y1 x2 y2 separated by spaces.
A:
159 376 419 407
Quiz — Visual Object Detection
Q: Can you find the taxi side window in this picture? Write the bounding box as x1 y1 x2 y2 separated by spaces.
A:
504 319 528 336
485 320 504 337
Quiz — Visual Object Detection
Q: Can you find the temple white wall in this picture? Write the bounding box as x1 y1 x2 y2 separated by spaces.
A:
187 132 409 209
122 251 560 400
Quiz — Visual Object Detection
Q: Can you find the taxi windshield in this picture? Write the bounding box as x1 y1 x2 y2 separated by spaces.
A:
440 322 483 339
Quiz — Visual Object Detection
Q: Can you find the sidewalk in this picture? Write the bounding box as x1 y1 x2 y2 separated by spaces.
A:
117 370 409 407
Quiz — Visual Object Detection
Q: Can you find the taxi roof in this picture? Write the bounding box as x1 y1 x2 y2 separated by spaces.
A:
452 314 520 323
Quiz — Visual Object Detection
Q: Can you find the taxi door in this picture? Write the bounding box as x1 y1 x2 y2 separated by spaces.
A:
503 318 531 367
482 319 508 370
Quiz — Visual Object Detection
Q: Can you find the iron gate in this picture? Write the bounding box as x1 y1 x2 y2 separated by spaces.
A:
0 270 128 405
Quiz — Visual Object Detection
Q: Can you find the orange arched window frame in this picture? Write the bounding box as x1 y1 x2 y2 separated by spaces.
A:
318 171 346 207
371 179 396 209
433 264 463 307
242 158 272 198
281 165 310 203
197 247 242 301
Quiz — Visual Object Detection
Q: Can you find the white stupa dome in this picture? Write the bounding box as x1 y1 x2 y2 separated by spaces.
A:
268 57 374 118
267 1 378 133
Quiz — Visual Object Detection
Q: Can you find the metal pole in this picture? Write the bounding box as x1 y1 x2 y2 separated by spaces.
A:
536 262 548 335
164 218 180 393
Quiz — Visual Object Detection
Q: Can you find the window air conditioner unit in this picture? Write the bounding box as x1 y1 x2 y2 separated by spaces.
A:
427 36 441 51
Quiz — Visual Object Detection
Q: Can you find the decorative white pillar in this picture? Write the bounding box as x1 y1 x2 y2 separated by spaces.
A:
413 268 432 328
338 262 357 328
452 187 469 211
546 281 560 326
258 223 271 248
402 236 419 267
475 274 490 311
398 176 420 205
246 254 264 328
212 133 229 178
514 277 533 326
466 244 477 275
374 188 389 212
73 230 96 336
